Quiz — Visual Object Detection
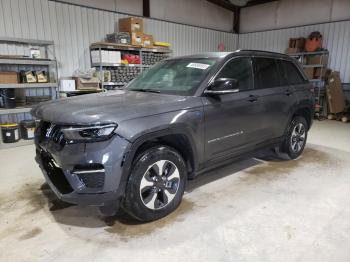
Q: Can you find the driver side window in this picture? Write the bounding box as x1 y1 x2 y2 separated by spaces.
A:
216 57 253 91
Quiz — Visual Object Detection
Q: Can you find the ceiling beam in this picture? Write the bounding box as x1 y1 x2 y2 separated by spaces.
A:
243 0 278 8
206 0 237 12
143 0 150 17
233 6 240 34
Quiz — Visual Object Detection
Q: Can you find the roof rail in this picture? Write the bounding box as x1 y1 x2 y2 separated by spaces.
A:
236 49 289 56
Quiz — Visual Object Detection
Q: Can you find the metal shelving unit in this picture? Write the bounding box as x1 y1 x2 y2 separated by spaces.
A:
303 64 324 68
90 42 172 90
91 62 152 68
0 107 32 115
59 89 104 98
0 83 58 89
0 37 58 150
103 82 128 86
0 58 56 66
288 50 329 115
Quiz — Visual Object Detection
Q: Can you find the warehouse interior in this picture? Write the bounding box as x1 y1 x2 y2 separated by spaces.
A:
0 0 350 261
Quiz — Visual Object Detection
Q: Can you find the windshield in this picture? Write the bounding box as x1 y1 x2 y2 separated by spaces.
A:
125 58 218 95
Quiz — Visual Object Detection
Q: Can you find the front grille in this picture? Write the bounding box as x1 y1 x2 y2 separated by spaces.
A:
36 121 65 145
76 173 105 188
38 149 74 194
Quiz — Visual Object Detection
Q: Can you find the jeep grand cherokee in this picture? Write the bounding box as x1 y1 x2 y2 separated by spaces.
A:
32 50 314 221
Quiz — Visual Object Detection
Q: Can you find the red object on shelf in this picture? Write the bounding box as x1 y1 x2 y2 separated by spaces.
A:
122 54 140 64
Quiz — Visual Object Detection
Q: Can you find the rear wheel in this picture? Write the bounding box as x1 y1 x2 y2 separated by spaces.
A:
280 116 308 159
123 146 187 222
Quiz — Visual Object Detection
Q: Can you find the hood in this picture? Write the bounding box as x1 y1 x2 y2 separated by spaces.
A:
31 90 200 125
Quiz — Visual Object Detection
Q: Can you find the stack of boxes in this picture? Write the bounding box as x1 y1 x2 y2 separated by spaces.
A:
105 17 154 48
286 36 329 80
106 16 170 49
118 17 146 47
91 16 172 89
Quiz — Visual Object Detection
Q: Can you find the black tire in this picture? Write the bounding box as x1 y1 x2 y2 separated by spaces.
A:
123 145 187 222
280 116 308 159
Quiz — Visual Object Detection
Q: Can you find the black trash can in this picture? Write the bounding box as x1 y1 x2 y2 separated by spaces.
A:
0 123 20 143
20 120 36 140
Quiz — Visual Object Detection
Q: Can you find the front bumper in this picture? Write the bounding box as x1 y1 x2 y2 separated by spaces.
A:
35 135 131 206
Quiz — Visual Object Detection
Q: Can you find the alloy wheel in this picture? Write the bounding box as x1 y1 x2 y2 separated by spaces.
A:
290 123 306 153
139 160 180 210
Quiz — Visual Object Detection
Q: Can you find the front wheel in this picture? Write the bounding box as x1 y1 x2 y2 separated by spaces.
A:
280 116 308 159
123 146 187 222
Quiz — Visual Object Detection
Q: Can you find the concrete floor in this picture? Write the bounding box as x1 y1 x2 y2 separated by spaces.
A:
1 120 350 262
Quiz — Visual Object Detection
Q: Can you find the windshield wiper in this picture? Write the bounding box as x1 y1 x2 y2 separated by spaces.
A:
130 88 160 93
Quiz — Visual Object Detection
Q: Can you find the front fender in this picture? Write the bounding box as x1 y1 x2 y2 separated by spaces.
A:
117 109 204 153
115 109 205 196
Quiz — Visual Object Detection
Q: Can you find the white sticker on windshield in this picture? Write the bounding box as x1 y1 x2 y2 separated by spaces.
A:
186 63 210 70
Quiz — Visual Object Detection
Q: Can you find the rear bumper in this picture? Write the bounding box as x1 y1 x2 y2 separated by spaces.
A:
35 135 131 206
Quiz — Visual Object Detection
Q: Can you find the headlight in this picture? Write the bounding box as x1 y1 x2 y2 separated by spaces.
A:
61 123 117 144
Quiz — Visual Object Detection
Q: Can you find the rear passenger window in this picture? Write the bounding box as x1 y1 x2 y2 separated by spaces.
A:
254 58 282 89
280 60 306 85
216 57 253 91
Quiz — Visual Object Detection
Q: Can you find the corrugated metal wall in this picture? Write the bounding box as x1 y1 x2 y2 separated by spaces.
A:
238 20 350 82
0 0 237 123
0 0 238 78
1 0 348 82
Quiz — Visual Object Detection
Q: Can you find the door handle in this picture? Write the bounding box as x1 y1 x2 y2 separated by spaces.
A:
285 89 293 96
248 95 258 102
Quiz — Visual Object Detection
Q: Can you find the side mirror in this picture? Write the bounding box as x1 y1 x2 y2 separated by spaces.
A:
204 78 239 95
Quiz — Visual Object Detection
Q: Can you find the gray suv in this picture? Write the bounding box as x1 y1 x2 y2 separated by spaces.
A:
32 50 314 221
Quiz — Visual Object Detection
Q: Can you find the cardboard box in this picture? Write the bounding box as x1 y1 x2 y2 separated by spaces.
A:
142 34 154 48
286 47 300 54
35 71 48 83
314 68 331 79
59 79 76 92
109 51 121 64
106 32 130 45
307 55 328 65
30 48 41 59
91 50 109 64
326 71 346 114
119 17 143 34
91 50 121 64
304 67 315 79
20 71 37 83
289 38 305 49
131 32 143 46
74 77 100 90
0 72 18 84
